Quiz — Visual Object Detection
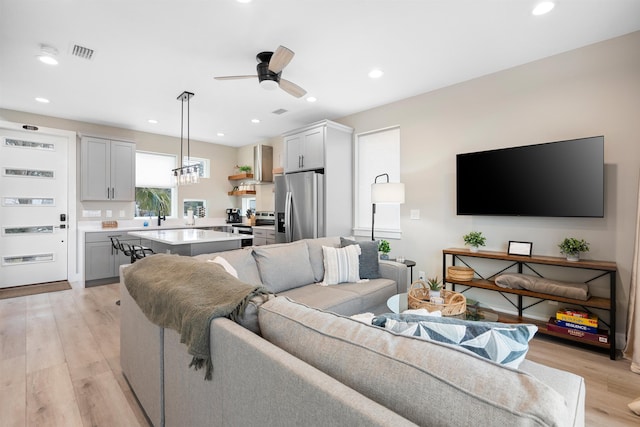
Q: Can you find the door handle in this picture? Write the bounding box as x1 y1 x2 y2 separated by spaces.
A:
285 191 292 242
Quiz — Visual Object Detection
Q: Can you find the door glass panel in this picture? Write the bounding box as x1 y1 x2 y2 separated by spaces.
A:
2 253 54 265
3 226 54 235
3 168 54 178
2 197 55 206
4 138 55 150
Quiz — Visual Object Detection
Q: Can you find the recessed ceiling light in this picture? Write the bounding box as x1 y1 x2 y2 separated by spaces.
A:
306 96 317 103
532 1 555 15
236 0 252 3
217 132 225 137
147 119 158 124
35 97 50 103
37 44 59 65
251 119 260 124
368 68 384 79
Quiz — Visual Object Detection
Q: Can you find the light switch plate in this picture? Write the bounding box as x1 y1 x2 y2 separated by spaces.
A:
105 210 112 218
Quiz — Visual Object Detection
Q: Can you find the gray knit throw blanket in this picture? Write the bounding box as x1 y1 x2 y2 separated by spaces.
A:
123 253 270 380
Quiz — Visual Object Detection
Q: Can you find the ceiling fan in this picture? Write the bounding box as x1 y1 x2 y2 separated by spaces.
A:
214 45 307 98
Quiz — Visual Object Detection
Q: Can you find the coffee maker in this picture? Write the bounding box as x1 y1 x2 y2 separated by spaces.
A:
226 208 241 223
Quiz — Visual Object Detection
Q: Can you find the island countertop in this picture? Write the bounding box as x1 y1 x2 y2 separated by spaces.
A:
128 229 252 245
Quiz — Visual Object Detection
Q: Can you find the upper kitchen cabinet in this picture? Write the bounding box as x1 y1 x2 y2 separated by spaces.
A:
283 120 352 173
81 136 135 201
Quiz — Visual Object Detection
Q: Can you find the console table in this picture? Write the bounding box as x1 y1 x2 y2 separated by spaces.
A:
442 248 617 360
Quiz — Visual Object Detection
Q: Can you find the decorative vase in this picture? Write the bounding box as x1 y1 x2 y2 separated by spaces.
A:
566 252 580 262
470 246 479 253
380 253 389 260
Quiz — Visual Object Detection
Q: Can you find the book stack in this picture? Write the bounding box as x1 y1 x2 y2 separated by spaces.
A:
547 309 609 344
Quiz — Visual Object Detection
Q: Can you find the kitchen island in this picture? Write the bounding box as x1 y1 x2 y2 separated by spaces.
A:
128 229 251 256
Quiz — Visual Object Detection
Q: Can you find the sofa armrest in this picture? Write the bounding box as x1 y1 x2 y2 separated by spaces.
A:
379 260 408 294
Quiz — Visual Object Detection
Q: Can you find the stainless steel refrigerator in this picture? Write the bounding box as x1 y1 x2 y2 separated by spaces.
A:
275 171 325 243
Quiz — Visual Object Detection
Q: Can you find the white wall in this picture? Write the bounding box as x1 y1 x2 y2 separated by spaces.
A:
336 31 640 345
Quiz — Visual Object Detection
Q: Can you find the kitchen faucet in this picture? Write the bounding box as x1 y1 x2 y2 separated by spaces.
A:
157 210 166 226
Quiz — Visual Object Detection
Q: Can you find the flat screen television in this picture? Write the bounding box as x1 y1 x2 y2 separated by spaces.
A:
456 136 604 217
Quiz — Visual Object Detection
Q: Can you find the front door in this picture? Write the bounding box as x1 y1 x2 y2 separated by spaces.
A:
0 126 69 287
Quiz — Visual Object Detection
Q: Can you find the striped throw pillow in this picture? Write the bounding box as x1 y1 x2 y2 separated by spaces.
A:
322 245 361 285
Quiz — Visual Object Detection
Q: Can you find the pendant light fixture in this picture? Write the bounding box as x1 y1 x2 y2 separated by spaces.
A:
172 91 200 185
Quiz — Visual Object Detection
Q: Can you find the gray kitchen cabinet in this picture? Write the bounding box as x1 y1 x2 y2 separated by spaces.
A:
253 227 275 246
85 231 141 285
283 120 352 173
81 136 135 201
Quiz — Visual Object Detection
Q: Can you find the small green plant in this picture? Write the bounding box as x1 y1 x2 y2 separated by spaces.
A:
378 240 391 254
237 165 252 173
463 231 486 248
558 237 590 255
427 276 442 291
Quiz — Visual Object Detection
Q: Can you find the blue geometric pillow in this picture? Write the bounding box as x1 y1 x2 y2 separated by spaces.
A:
375 314 537 368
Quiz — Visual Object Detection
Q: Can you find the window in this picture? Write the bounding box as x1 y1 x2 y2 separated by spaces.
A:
135 151 177 217
354 126 402 239
183 156 210 178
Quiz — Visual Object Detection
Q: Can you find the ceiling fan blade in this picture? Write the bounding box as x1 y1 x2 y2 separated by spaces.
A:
279 78 307 98
268 46 294 74
214 75 257 80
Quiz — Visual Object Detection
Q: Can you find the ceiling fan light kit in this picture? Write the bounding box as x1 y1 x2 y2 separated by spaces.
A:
215 45 307 98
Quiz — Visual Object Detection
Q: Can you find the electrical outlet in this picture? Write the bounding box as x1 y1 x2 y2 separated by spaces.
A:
410 209 420 220
105 210 112 218
119 210 126 218
418 271 426 281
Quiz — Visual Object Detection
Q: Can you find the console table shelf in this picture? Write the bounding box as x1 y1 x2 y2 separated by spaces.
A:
442 248 617 359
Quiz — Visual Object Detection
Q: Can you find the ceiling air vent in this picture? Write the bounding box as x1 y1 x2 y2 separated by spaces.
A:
272 108 288 115
71 44 95 60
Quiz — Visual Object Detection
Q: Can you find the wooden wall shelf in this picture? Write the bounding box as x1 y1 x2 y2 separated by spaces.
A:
442 248 617 359
228 173 253 180
228 190 256 196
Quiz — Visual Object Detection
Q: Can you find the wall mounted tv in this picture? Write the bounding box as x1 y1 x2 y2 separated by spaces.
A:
456 136 604 217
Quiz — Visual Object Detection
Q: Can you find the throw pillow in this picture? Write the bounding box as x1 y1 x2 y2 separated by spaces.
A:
208 256 238 278
340 237 380 279
322 244 361 285
252 241 316 293
374 314 537 368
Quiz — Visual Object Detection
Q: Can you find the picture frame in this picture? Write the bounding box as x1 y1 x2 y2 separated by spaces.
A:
508 241 533 256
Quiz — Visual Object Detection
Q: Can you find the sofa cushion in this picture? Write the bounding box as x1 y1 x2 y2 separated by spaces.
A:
259 297 571 427
280 285 363 315
208 256 238 278
322 245 361 285
375 314 537 368
340 237 381 279
253 241 316 293
304 237 341 282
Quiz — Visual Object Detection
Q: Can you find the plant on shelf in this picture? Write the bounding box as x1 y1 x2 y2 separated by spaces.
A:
236 164 252 174
378 240 391 260
558 237 590 261
463 231 486 253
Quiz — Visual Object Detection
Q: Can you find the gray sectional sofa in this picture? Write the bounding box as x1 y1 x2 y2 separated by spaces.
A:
120 236 585 427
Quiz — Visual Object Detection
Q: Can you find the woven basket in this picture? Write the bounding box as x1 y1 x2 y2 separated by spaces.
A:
407 280 467 317
447 266 474 281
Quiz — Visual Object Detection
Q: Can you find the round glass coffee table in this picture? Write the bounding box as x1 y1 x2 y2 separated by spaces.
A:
386 292 408 314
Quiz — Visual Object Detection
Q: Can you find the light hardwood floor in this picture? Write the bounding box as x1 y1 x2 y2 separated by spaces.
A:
1 283 639 426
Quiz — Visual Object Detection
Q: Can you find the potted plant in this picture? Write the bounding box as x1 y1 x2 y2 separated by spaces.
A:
558 237 589 261
463 231 486 253
427 276 442 299
378 240 391 260
236 164 252 175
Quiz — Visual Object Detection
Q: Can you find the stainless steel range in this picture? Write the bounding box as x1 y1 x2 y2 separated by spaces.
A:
254 211 275 226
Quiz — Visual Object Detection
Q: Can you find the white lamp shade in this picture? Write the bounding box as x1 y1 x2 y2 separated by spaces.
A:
371 182 405 204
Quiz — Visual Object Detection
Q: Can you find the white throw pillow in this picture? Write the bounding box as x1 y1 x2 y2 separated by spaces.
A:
207 256 238 278
322 244 361 285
